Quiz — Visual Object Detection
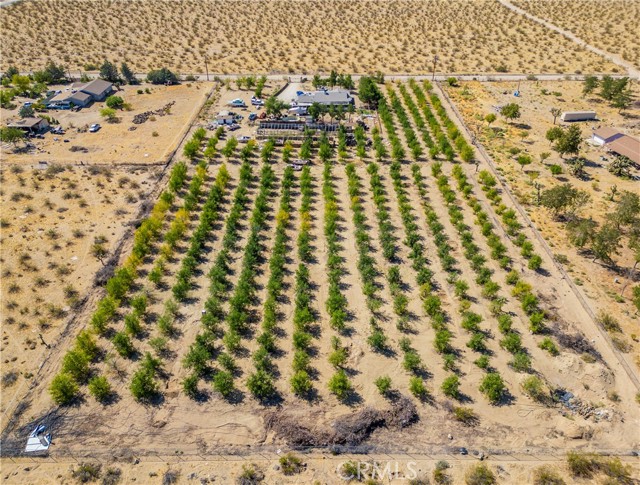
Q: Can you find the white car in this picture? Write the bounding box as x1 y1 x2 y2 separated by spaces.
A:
89 124 101 132
237 135 251 143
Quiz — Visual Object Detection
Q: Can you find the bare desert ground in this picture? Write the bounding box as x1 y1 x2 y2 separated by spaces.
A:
513 0 640 70
442 79 640 366
1 81 638 485
0 0 622 75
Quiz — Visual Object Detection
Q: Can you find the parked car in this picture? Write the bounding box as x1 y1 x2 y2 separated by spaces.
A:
248 113 257 121
288 164 303 171
227 124 240 131
89 124 101 132
237 135 251 143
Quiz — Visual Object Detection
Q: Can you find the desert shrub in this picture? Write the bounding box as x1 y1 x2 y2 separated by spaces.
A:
538 337 559 356
72 462 102 483
238 463 264 484
49 373 79 405
213 370 234 398
453 406 477 425
403 350 422 373
566 451 598 478
597 311 621 332
521 376 546 402
479 373 505 404
88 375 111 402
465 463 496 485
433 460 451 484
441 375 460 399
500 332 522 354
328 369 351 400
368 329 387 351
279 453 305 475
375 375 392 395
102 467 122 485
510 352 532 372
532 466 565 485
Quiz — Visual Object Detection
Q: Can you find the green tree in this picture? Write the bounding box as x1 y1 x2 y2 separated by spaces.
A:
479 372 505 403
105 95 124 109
264 96 289 117
0 127 25 146
567 218 598 248
545 126 563 144
441 374 460 399
553 125 582 158
100 60 120 83
213 370 235 397
146 67 178 85
374 375 392 395
632 286 640 313
130 368 157 401
550 107 561 125
358 76 382 108
11 74 31 95
516 154 532 171
582 75 599 96
49 373 79 405
100 107 117 122
61 349 91 383
19 104 34 118
328 369 351 400
591 222 622 264
88 375 112 402
500 103 521 123
540 184 590 219
290 370 312 396
247 369 276 399
612 88 633 113
120 62 137 84
484 113 496 126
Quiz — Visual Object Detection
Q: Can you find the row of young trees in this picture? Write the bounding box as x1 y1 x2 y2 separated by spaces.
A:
49 161 193 404
386 86 423 162
321 137 349 333
409 80 454 161
290 166 317 398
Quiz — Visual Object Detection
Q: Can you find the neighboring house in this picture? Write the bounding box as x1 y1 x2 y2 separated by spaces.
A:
46 79 114 109
592 127 623 146
215 110 235 125
7 117 49 134
293 90 354 107
605 134 640 165
78 79 114 101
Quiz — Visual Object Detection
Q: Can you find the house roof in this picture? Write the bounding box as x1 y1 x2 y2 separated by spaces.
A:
69 91 92 103
8 117 45 129
295 90 351 105
593 127 620 141
79 79 113 96
217 110 231 116
606 135 640 164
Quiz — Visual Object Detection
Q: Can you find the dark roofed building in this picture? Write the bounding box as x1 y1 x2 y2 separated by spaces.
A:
79 79 114 101
8 117 50 134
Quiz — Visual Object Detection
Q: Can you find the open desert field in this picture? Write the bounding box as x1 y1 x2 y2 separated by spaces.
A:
512 0 640 70
1 79 638 485
442 79 640 368
0 0 624 75
1 83 214 166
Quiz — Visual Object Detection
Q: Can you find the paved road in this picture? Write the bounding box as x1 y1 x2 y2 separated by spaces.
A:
497 0 639 80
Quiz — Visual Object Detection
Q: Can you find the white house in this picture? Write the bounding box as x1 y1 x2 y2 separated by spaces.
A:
293 90 354 107
592 127 623 146
46 79 114 109
215 110 235 125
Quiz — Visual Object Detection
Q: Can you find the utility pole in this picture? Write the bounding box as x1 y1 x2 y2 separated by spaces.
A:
204 55 210 81
431 55 439 82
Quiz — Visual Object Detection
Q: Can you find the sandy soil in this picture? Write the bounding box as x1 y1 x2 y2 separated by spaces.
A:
442 79 640 365
0 164 158 422
0 0 621 75
1 454 639 484
1 83 213 165
512 0 640 70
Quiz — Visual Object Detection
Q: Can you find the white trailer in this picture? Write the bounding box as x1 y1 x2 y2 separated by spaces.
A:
560 111 597 122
